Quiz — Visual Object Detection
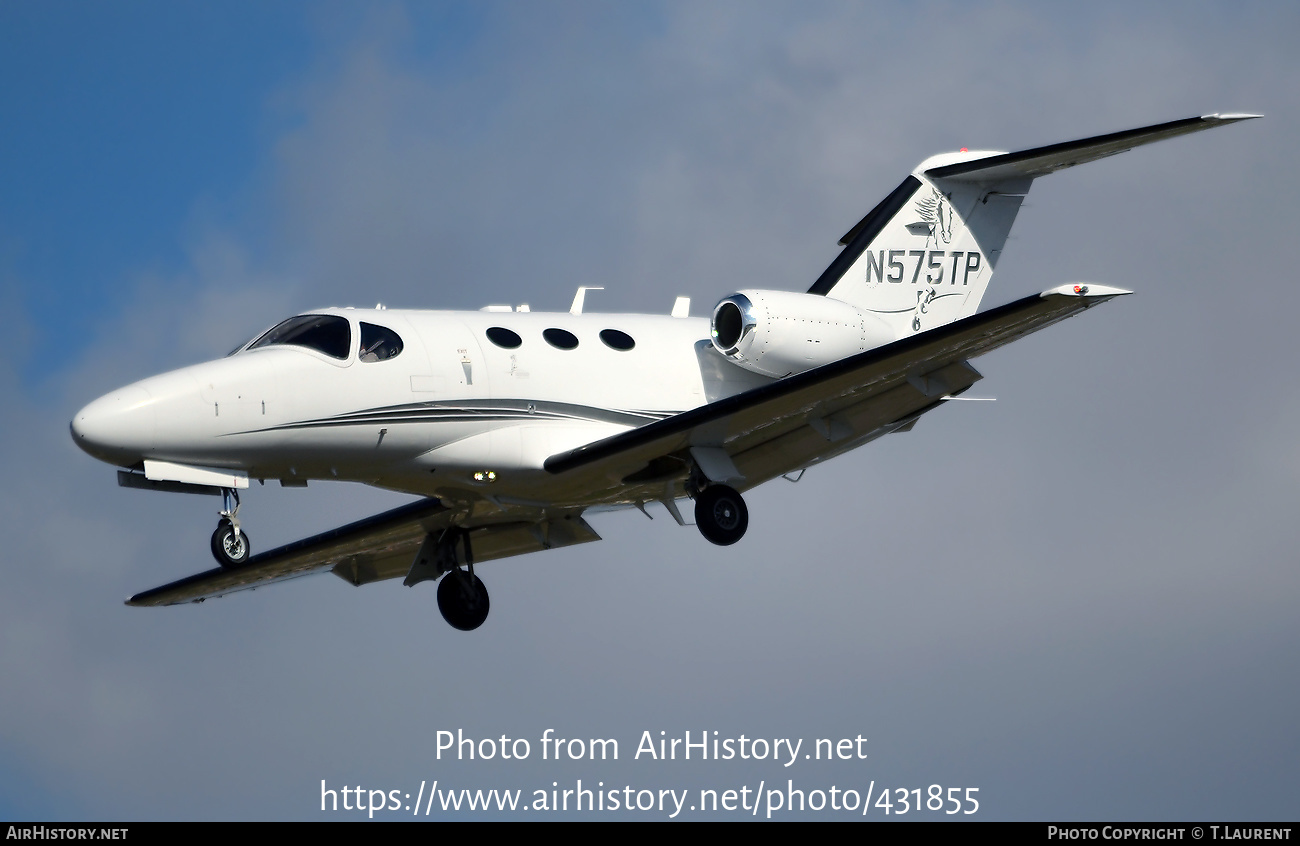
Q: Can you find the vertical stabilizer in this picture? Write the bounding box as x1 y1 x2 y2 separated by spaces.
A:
808 162 1026 337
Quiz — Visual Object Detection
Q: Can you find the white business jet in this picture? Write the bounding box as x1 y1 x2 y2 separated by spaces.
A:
71 114 1257 631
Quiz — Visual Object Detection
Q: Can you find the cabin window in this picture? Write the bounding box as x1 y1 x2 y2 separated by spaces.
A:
359 322 404 362
486 327 523 349
599 329 635 351
249 314 352 360
543 328 579 350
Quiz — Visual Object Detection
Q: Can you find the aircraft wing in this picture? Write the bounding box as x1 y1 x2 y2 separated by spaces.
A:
544 285 1129 489
127 497 601 606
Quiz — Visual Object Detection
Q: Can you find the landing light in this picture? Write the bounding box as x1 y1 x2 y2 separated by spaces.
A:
473 470 498 483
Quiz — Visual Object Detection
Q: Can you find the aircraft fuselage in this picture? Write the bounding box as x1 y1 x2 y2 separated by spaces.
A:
71 307 771 507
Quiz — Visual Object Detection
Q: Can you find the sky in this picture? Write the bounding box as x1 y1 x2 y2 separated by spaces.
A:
1 0 1296 821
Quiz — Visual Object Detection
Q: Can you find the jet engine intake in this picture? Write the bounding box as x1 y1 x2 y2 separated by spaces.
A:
710 290 894 378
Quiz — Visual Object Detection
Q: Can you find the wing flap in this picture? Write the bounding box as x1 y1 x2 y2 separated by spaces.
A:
543 286 1129 487
341 514 601 587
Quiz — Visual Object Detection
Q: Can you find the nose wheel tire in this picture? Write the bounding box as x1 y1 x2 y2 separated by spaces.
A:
694 484 748 546
211 521 252 569
437 571 490 631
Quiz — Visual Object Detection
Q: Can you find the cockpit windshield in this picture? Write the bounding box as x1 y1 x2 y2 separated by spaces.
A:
248 314 352 360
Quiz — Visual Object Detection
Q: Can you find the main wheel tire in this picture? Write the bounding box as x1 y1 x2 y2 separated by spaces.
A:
210 521 251 569
694 484 749 546
437 572 490 631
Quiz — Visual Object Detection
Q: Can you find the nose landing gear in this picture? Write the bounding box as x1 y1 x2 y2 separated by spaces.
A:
210 488 252 568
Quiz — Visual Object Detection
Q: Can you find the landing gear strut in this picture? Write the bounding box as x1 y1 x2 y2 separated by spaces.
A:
693 484 749 546
434 528 490 631
210 488 251 568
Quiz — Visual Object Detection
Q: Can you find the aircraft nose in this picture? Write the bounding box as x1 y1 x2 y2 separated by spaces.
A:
70 384 156 466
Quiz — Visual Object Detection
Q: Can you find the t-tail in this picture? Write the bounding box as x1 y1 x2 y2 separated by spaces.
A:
808 113 1260 338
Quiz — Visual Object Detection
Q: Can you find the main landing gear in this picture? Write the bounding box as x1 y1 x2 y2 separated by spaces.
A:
210 488 251 569
434 528 490 631
692 483 749 546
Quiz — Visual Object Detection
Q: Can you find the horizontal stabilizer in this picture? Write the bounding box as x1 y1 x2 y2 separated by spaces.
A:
925 114 1261 182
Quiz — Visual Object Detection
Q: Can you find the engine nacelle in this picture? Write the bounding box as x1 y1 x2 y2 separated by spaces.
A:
710 290 895 378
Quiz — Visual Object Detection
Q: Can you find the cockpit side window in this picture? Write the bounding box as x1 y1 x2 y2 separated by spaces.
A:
248 314 352 360
359 322 404 362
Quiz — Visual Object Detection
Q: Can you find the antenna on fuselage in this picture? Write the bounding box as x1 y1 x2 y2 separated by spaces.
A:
569 287 604 314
